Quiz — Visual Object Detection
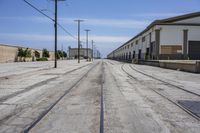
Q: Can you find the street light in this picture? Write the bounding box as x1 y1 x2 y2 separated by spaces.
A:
74 20 84 63
91 40 94 61
85 29 90 61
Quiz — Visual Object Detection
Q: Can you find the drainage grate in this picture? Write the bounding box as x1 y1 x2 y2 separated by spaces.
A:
43 73 62 75
178 100 200 118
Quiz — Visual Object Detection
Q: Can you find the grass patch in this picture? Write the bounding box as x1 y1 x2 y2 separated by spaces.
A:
36 57 48 61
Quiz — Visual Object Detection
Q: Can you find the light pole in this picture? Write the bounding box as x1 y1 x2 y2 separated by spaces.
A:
85 29 90 61
74 20 84 63
91 40 94 61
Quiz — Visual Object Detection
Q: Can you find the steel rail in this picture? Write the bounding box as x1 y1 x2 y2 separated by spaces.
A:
100 61 105 133
121 64 200 121
129 64 200 97
0 63 92 103
23 62 99 133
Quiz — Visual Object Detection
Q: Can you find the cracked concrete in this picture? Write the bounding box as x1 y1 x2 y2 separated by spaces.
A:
0 59 200 133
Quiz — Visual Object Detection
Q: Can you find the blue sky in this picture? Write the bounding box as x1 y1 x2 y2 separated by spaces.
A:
0 0 200 57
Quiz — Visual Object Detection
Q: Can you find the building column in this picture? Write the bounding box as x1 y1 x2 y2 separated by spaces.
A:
155 29 160 59
149 32 152 59
183 29 188 58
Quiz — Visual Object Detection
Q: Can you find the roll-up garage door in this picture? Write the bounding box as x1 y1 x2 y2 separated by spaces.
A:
188 41 200 60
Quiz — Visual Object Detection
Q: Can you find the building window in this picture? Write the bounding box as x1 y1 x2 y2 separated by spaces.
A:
136 40 138 45
142 36 145 42
131 43 133 47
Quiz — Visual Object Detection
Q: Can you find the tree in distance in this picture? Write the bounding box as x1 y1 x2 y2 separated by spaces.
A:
57 50 67 59
17 48 32 62
63 51 67 58
34 50 40 58
42 48 50 58
17 48 24 61
56 51 61 59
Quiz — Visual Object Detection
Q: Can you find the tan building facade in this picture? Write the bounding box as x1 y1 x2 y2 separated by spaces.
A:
0 44 55 63
69 48 92 59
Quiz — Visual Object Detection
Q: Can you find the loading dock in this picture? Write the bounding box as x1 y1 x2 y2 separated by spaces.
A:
189 41 200 60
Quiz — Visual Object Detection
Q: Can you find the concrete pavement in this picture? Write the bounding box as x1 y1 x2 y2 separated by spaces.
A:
0 59 200 133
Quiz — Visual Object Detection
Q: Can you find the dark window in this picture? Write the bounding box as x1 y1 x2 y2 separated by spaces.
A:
136 40 138 44
129 52 131 60
133 51 135 59
138 49 142 59
142 36 145 42
131 43 133 47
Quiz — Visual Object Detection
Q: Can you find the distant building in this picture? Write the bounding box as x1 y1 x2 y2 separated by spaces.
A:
0 44 55 63
69 48 92 59
107 12 200 60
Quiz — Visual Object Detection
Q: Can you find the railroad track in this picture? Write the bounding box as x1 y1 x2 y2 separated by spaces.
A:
23 62 99 133
0 63 92 103
100 61 105 133
121 63 200 121
129 64 200 97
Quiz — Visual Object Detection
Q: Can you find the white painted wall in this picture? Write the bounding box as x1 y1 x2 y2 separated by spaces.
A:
158 25 183 46
188 26 200 41
158 25 200 45
111 26 156 58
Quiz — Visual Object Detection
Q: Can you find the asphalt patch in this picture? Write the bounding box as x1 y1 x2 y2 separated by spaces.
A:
178 100 200 117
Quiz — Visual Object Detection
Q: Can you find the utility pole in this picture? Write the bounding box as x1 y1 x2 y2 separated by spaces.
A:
54 0 58 68
91 40 94 61
85 29 90 61
24 0 65 68
74 20 84 63
53 0 65 68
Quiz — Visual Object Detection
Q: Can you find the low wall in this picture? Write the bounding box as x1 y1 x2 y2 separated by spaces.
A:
0 44 55 63
138 60 160 67
159 60 200 73
138 60 200 73
0 44 19 63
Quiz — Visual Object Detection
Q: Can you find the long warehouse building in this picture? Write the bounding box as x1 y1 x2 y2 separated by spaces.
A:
107 12 200 60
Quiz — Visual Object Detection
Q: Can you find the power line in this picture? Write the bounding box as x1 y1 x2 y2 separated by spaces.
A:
23 0 54 22
23 0 77 41
57 23 77 40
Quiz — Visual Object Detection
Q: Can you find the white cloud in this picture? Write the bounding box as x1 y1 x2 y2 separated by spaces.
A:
0 16 150 29
90 35 130 43
131 12 186 18
0 33 55 42
0 33 131 43
0 16 53 23
59 18 150 29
